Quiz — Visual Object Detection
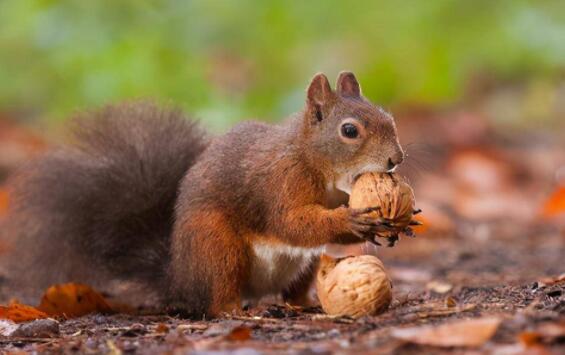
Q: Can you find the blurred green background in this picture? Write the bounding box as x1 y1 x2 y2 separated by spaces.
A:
1 0 565 131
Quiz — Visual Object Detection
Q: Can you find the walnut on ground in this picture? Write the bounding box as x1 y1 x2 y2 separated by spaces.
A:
316 254 392 319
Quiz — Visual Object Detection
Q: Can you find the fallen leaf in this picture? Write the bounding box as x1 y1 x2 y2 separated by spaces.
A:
541 185 565 219
155 323 169 333
37 283 113 318
392 317 502 347
519 331 542 347
537 273 565 287
225 326 252 341
177 323 209 331
519 321 565 347
0 302 48 323
447 149 513 193
416 303 475 319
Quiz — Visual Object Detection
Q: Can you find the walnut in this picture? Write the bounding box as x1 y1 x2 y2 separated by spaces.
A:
316 254 392 318
349 172 417 243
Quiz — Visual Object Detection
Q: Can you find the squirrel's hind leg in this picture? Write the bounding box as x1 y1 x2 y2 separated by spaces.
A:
282 257 319 308
170 209 249 318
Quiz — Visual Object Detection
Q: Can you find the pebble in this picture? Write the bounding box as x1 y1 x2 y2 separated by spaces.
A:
12 318 60 338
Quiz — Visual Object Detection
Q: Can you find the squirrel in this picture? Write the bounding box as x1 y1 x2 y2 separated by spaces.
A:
2 72 404 318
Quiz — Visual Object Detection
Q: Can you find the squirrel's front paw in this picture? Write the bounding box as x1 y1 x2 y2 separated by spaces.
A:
347 207 394 245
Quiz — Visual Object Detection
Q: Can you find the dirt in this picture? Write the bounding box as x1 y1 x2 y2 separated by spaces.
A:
0 223 563 354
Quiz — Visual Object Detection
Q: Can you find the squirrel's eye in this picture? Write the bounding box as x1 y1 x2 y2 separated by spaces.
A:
341 123 359 139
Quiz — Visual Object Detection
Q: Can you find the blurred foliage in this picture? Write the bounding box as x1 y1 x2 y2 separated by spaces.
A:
1 0 565 130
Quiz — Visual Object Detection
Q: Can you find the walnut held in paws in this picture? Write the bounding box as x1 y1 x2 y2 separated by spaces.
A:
349 172 418 243
316 254 392 318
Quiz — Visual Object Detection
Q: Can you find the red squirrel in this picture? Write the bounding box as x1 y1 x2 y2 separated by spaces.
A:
3 72 404 318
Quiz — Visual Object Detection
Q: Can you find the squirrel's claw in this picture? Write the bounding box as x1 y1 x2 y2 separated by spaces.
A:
403 227 416 238
386 234 399 247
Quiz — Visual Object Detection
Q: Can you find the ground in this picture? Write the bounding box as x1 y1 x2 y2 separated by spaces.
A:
1 230 564 353
0 110 564 354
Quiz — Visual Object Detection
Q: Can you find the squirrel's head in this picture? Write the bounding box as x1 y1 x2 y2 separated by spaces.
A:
302 71 404 194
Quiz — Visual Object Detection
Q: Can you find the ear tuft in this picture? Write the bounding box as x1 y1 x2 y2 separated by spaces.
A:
336 71 361 98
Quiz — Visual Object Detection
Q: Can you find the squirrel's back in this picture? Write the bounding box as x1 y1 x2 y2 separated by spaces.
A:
2 102 207 300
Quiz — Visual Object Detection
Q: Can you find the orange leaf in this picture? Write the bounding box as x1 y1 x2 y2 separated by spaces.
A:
0 302 48 323
542 185 565 218
226 326 252 341
519 331 542 347
37 283 113 318
155 323 170 333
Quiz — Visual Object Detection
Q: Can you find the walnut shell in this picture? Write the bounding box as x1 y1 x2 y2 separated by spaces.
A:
349 172 415 235
316 254 392 318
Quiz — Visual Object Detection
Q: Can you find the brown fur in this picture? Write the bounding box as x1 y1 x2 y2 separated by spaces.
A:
2 72 404 318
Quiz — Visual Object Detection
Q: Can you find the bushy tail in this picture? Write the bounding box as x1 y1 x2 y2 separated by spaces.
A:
2 102 208 300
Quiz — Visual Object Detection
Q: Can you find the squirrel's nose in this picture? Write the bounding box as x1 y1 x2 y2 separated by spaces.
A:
387 153 404 171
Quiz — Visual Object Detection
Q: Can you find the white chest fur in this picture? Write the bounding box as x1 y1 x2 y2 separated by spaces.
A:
244 243 325 299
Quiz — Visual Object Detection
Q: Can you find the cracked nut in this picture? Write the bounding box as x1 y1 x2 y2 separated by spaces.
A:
349 172 416 239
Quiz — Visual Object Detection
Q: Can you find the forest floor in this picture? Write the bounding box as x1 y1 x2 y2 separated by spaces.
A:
0 109 564 354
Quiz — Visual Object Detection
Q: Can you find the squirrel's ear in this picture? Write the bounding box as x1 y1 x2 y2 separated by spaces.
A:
336 71 361 98
306 73 334 122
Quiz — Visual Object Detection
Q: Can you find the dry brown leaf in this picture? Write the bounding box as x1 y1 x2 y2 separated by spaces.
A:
446 149 533 221
225 326 252 341
0 301 48 323
37 283 113 318
447 149 512 193
416 303 475 319
177 323 209 331
392 317 502 347
518 322 565 347
519 322 565 347
537 273 565 287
